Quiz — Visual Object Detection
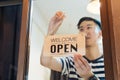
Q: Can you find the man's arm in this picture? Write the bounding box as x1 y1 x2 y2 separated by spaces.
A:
74 54 100 80
40 11 65 72
47 11 65 35
40 48 62 71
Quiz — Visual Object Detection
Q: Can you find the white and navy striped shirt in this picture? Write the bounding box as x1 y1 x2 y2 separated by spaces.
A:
60 55 105 80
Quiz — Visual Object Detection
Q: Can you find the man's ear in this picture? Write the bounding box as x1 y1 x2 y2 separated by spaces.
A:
98 30 102 38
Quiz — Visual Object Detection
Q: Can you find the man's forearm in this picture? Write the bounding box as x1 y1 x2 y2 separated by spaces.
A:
40 47 52 67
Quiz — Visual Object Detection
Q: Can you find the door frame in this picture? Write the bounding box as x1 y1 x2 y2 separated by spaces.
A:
17 0 30 80
100 0 120 80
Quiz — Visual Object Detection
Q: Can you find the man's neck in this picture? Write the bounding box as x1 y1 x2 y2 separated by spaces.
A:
85 45 102 60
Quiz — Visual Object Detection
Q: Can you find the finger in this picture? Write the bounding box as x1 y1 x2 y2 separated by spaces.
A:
74 53 85 68
59 14 65 20
77 58 87 70
74 56 86 70
74 53 85 66
74 58 91 78
74 53 82 59
74 54 91 69
78 56 91 70
55 11 65 19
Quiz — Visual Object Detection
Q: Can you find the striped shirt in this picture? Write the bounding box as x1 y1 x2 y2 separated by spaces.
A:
60 55 105 80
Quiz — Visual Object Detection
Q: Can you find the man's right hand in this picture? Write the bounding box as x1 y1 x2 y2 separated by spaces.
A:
47 11 65 35
73 53 94 79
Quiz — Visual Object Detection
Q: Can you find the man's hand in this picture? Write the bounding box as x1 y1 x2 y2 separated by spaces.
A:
47 11 65 35
73 54 94 79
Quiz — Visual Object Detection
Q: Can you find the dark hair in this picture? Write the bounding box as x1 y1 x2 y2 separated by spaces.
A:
77 17 101 30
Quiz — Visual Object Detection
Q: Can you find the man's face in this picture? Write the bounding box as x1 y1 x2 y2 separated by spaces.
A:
78 20 101 47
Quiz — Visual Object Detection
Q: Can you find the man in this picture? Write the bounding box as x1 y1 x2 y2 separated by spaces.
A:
40 12 105 80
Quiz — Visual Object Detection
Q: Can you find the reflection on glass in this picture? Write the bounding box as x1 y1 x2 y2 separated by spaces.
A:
27 0 104 80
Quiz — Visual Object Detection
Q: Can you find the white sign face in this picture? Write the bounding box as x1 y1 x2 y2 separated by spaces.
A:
43 33 85 55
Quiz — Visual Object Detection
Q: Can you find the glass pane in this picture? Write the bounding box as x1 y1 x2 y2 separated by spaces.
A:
27 0 104 80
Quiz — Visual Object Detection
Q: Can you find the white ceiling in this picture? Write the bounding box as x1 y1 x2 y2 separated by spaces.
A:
30 0 101 35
